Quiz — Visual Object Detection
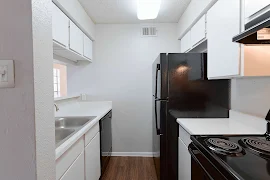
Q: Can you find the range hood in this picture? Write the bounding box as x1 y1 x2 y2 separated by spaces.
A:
233 10 270 44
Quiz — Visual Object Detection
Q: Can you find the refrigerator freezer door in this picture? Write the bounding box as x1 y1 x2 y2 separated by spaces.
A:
167 53 207 104
168 53 206 82
152 53 168 99
186 54 207 80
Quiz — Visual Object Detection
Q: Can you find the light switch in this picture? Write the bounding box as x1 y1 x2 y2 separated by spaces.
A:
0 60 14 88
0 66 8 82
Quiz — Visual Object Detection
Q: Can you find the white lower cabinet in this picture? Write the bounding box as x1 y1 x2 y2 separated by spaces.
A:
178 138 191 180
56 138 84 179
60 152 85 180
85 132 101 180
56 123 101 180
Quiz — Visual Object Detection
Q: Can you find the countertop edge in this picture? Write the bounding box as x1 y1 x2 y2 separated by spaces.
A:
54 94 81 102
176 110 267 135
55 107 112 160
177 120 192 135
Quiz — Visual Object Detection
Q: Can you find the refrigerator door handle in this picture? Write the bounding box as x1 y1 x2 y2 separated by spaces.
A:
154 63 166 135
155 99 166 136
154 100 161 135
155 64 160 98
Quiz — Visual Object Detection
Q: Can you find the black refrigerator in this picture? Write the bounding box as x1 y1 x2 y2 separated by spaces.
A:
152 53 230 180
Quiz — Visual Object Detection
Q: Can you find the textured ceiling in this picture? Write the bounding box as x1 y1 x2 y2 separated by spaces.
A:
78 0 191 24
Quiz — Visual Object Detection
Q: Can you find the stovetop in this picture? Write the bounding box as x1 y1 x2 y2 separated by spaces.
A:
205 138 245 156
191 135 270 180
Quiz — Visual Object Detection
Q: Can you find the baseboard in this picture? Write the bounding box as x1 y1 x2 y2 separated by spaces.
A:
111 152 154 157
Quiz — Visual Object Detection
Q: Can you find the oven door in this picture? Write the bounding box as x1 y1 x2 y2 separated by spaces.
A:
188 143 228 180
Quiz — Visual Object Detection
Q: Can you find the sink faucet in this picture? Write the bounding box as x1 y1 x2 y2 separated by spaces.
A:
54 103 59 112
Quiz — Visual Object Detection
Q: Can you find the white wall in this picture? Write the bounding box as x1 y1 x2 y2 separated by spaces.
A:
231 77 270 118
32 0 56 179
177 0 217 39
67 23 180 153
53 0 95 40
0 0 55 179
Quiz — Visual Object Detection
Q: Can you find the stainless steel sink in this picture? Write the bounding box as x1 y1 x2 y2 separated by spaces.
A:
55 116 97 147
55 128 75 146
55 116 96 129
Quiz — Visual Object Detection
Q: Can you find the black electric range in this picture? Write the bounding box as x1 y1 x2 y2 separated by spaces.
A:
189 134 270 180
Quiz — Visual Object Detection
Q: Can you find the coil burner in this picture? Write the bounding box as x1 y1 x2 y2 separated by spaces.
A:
239 137 270 158
206 138 244 156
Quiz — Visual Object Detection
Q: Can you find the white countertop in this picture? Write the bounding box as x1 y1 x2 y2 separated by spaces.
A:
55 101 112 159
177 110 267 135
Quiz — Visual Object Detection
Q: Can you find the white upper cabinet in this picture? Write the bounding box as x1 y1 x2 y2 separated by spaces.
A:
207 0 241 78
245 0 270 19
52 3 69 48
180 31 191 53
85 132 101 180
190 14 206 47
83 34 93 60
52 4 92 63
69 21 84 55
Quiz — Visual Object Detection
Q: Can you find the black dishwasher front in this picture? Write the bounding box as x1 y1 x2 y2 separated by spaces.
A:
100 110 112 174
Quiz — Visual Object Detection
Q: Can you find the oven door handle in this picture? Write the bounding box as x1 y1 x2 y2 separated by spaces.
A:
188 144 215 180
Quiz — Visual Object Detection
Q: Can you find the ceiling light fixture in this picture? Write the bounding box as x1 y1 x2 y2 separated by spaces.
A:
137 0 161 20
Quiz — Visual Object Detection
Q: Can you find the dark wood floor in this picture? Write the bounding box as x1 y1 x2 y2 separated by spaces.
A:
101 157 158 180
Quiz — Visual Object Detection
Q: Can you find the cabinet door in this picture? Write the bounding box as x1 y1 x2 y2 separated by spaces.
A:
180 31 191 53
60 152 84 180
83 34 93 60
85 132 101 180
69 21 84 55
207 0 241 78
52 3 69 47
190 15 206 47
245 0 270 18
178 138 191 180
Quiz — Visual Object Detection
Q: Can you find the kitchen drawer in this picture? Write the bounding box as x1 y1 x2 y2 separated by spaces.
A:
56 137 84 179
179 125 191 147
85 123 99 146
